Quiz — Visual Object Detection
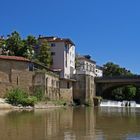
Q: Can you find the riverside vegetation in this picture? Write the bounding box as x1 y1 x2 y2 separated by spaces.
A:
5 88 67 108
103 62 140 102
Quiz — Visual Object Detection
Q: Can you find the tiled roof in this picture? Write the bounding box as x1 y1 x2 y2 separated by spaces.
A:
0 55 30 62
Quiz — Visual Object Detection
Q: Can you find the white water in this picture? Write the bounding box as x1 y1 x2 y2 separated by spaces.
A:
100 100 140 107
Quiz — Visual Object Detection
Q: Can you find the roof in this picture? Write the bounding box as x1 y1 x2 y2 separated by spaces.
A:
38 36 75 46
77 55 96 64
0 55 30 62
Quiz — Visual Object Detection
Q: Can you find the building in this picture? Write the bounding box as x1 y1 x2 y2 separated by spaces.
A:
73 55 103 105
95 65 103 77
76 55 96 77
38 36 76 103
0 55 33 96
38 36 76 79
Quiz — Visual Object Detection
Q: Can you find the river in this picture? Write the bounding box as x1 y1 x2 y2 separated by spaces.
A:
0 107 140 140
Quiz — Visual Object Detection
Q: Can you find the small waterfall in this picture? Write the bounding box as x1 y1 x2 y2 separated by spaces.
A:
100 100 140 107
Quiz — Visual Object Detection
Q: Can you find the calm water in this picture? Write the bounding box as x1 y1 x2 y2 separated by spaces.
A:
0 107 140 140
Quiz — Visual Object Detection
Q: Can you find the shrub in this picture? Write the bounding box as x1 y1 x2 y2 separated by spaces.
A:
6 88 27 105
21 96 37 106
6 88 37 106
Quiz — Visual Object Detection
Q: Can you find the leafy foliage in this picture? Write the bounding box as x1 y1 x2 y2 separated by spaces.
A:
6 88 37 106
37 39 52 67
103 62 133 77
103 62 138 101
0 31 53 67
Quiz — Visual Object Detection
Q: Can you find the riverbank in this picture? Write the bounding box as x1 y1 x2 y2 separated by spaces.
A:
0 98 66 110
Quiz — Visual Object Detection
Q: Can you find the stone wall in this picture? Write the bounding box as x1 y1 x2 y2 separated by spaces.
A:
0 58 74 103
59 79 73 103
73 74 96 105
33 72 60 100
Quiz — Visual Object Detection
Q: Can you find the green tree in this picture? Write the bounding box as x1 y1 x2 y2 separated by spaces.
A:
23 35 37 59
123 85 136 100
5 31 24 56
103 62 133 77
103 62 137 101
37 39 52 67
0 31 53 67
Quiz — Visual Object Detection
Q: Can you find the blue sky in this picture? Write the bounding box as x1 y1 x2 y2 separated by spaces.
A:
0 0 140 74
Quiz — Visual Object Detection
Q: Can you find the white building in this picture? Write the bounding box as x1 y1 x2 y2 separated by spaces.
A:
38 36 76 79
95 65 103 77
76 55 103 77
76 55 96 77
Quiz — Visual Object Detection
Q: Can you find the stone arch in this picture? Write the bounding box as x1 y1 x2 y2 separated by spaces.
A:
96 82 140 97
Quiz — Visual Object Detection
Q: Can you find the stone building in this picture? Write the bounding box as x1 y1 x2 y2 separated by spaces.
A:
0 55 73 103
33 71 60 100
73 55 102 105
0 55 33 97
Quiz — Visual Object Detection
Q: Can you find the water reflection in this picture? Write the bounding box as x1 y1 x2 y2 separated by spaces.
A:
0 107 139 140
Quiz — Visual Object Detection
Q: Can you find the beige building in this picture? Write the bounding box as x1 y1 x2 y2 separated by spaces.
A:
0 55 73 103
38 36 76 103
0 55 33 96
38 36 76 79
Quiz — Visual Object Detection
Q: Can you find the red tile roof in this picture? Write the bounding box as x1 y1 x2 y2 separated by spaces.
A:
0 55 30 62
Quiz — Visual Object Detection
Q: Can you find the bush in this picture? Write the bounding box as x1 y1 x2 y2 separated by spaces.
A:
6 88 27 105
21 96 37 106
6 88 37 106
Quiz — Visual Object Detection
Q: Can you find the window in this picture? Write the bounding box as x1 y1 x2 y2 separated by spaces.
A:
67 82 70 89
51 52 55 55
51 43 55 47
86 63 88 70
17 76 19 85
29 63 34 71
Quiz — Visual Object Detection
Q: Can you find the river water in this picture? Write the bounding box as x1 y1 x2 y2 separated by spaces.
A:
0 107 140 140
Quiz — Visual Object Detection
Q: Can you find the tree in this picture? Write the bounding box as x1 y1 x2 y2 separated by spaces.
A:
5 31 24 56
102 62 137 101
103 62 133 77
37 39 52 67
23 35 37 59
0 31 53 67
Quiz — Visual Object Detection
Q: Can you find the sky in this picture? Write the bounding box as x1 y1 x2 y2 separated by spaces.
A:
0 0 140 74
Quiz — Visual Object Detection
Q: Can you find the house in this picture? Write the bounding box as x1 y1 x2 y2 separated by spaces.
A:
0 55 33 96
95 65 103 77
76 55 96 77
0 55 61 100
38 36 76 79
38 36 76 103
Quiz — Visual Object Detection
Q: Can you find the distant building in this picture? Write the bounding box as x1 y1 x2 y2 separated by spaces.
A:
95 65 103 77
38 36 76 79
